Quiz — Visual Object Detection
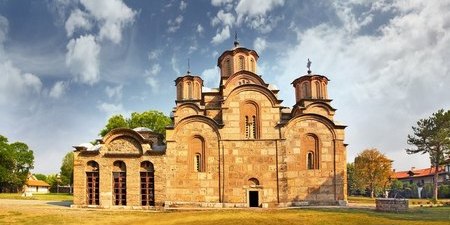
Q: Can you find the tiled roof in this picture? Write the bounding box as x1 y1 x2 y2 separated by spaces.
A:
26 179 50 187
393 166 445 179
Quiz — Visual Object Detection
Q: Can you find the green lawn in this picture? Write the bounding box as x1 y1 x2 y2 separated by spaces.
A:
0 193 73 201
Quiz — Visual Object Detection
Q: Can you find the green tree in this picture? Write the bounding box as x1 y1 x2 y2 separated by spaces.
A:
99 110 171 137
60 152 74 186
347 163 357 196
0 135 34 193
99 114 128 137
34 173 47 182
354 148 393 198
406 109 450 202
389 179 403 198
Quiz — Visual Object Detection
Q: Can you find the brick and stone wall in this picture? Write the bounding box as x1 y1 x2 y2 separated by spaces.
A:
376 198 409 212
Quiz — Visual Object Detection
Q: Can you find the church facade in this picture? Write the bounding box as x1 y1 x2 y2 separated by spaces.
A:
72 41 347 208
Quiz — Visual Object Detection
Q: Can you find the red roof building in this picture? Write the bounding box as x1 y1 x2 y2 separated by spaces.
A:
392 166 449 186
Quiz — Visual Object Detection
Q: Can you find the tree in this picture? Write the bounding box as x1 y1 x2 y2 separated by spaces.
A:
354 148 393 198
406 109 450 202
60 152 74 186
99 115 128 137
347 163 357 196
34 173 47 182
0 135 34 193
99 110 171 137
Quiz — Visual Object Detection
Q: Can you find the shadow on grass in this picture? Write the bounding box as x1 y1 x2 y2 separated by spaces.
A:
46 201 73 207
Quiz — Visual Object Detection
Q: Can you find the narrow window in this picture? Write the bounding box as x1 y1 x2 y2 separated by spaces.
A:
86 161 99 205
226 58 231 76
187 82 192 99
177 83 183 100
302 82 310 99
190 136 205 172
113 161 126 206
315 81 321 99
250 58 255 72
252 115 256 139
239 56 245 70
307 152 314 170
140 161 155 206
195 153 202 172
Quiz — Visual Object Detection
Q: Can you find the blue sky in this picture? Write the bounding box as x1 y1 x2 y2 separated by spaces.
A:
1 0 449 174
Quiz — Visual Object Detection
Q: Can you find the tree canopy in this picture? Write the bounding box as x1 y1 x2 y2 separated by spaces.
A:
0 135 34 193
354 148 392 198
99 110 171 137
60 151 74 186
406 109 450 201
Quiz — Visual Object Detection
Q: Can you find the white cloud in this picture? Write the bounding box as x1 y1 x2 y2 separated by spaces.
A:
49 81 66 99
196 24 204 34
145 64 161 76
211 26 230 44
235 0 284 17
274 0 450 170
253 37 267 53
171 56 181 75
168 15 184 33
144 64 161 93
180 1 188 11
148 49 162 61
79 0 137 44
0 61 42 105
211 0 233 7
65 9 92 37
97 102 125 116
211 10 235 27
66 35 101 85
105 84 123 99
201 66 220 87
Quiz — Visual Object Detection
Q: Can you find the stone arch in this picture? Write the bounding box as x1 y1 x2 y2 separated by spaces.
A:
189 135 206 172
174 115 222 140
304 133 320 170
248 177 260 186
224 84 282 108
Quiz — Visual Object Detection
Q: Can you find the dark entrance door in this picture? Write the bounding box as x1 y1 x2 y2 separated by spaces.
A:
249 191 259 207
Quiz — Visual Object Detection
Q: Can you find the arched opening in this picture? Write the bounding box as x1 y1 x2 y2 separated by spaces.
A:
112 160 126 206
177 83 183 100
250 58 255 72
187 82 192 99
239 56 245 71
302 82 310 99
307 152 314 170
226 58 232 76
241 101 259 139
140 161 155 206
86 161 99 205
315 81 321 99
303 134 319 170
189 136 205 172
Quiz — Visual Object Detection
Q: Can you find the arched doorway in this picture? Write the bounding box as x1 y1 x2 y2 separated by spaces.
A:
247 178 260 207
140 161 155 206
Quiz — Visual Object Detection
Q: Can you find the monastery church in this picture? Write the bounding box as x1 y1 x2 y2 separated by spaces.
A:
72 39 348 208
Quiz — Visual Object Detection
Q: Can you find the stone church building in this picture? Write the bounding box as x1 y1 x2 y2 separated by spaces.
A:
72 40 347 208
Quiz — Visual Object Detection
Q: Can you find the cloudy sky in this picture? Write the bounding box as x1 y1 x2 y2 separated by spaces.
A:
1 0 449 174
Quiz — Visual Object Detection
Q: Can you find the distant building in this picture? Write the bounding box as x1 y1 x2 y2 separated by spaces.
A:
25 175 50 194
392 166 450 186
72 40 348 208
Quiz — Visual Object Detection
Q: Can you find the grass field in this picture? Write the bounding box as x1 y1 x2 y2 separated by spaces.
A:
0 193 73 201
0 196 449 225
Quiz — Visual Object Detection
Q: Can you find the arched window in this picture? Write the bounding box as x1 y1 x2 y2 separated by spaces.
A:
189 136 205 172
315 81 321 99
140 161 155 206
307 152 314 170
303 134 319 170
194 82 199 99
86 161 99 205
113 161 126 206
239 56 245 70
187 82 192 99
177 83 183 100
226 58 232 76
241 101 259 139
302 82 310 99
250 58 255 72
